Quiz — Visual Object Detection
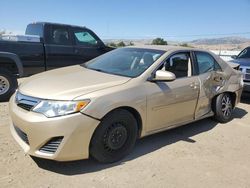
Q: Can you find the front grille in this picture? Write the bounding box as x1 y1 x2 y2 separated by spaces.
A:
15 92 40 111
39 137 63 154
14 126 29 145
240 66 250 81
17 103 34 111
246 74 250 80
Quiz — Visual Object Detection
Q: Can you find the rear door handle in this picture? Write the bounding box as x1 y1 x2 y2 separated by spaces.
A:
214 76 223 82
74 49 80 54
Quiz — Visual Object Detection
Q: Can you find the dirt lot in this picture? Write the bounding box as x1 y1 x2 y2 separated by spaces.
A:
1 94 250 188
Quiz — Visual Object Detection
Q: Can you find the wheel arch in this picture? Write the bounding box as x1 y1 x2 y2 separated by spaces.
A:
100 106 143 138
0 52 23 77
212 91 237 111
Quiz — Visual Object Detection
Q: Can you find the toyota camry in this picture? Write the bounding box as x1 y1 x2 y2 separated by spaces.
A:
9 46 243 163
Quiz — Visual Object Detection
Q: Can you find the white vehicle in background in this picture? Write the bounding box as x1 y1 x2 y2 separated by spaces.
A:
229 47 250 92
1 34 41 42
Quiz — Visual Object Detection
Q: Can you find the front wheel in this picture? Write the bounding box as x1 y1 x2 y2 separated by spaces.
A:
90 109 138 163
0 69 18 102
213 93 233 123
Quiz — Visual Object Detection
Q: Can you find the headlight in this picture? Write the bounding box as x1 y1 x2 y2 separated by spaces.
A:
32 100 90 118
240 74 244 87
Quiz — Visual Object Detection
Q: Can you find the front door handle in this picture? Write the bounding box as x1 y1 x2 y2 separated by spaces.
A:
190 82 199 90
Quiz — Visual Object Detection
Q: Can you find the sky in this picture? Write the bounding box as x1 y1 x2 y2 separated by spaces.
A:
1 0 250 41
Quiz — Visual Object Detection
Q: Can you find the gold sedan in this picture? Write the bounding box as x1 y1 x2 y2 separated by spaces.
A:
9 46 243 163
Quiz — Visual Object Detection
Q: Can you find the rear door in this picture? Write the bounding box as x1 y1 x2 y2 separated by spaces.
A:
146 51 200 133
44 25 76 70
71 27 107 64
193 51 226 118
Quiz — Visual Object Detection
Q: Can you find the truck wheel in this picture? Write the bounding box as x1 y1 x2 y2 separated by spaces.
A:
90 109 138 163
213 93 233 123
0 69 18 102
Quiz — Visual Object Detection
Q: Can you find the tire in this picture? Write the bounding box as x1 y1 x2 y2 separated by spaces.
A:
90 109 138 163
213 93 233 123
0 69 18 102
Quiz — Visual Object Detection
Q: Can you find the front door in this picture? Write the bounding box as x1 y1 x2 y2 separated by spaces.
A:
146 52 200 133
71 28 107 64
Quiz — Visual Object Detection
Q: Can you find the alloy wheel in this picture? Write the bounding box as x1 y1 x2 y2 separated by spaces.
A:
0 76 10 95
221 95 232 118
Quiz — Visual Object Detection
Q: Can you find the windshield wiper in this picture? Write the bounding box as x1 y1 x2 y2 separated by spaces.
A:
81 64 87 68
81 64 104 72
92 68 104 72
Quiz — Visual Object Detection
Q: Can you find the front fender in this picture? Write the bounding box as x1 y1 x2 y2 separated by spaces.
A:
0 52 23 77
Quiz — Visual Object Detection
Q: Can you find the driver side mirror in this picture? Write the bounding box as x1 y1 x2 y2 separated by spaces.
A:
231 55 237 59
151 70 176 82
96 40 105 49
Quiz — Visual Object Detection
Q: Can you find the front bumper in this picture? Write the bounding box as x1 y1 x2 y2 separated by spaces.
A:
243 81 250 92
233 86 243 106
9 96 100 161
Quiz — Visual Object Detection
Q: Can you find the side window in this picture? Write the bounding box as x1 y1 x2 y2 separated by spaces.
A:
161 52 192 78
50 26 71 45
195 52 221 74
73 29 98 46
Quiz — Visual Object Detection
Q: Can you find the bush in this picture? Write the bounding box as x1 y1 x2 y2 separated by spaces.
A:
151 38 168 45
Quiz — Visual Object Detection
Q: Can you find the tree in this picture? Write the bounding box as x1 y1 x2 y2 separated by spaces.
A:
151 38 168 45
117 41 126 47
180 43 193 48
0 30 6 36
128 41 134 46
108 42 117 47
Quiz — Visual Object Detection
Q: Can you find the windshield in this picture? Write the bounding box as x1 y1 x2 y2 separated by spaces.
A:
83 48 165 78
238 47 250 59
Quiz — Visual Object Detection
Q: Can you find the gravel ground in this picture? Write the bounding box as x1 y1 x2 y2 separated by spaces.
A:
0 93 250 188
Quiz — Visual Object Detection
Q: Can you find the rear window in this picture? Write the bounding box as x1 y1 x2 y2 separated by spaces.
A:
25 24 43 37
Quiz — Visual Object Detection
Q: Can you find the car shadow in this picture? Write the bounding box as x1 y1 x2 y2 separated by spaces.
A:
32 107 247 176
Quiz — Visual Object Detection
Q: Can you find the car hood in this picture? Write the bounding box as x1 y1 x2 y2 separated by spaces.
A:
19 65 131 100
230 58 250 67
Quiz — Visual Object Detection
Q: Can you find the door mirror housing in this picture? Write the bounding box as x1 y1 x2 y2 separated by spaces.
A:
96 40 105 49
151 70 176 82
231 55 237 59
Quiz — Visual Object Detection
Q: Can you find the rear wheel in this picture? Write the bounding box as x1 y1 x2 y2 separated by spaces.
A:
90 109 138 163
0 69 18 102
213 93 233 123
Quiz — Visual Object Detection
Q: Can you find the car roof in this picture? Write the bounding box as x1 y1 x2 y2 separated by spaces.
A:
29 22 88 30
126 45 207 52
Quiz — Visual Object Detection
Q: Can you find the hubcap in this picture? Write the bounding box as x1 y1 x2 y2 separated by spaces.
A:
104 123 128 151
221 95 232 117
0 76 10 95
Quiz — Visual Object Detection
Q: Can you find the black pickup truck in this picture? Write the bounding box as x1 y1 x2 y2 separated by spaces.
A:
0 22 113 101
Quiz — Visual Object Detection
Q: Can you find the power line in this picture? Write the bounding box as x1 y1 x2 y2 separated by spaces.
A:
100 31 250 39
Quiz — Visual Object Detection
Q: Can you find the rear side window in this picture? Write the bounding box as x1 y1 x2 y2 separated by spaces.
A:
25 24 43 37
49 26 71 45
73 29 98 46
195 52 221 74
